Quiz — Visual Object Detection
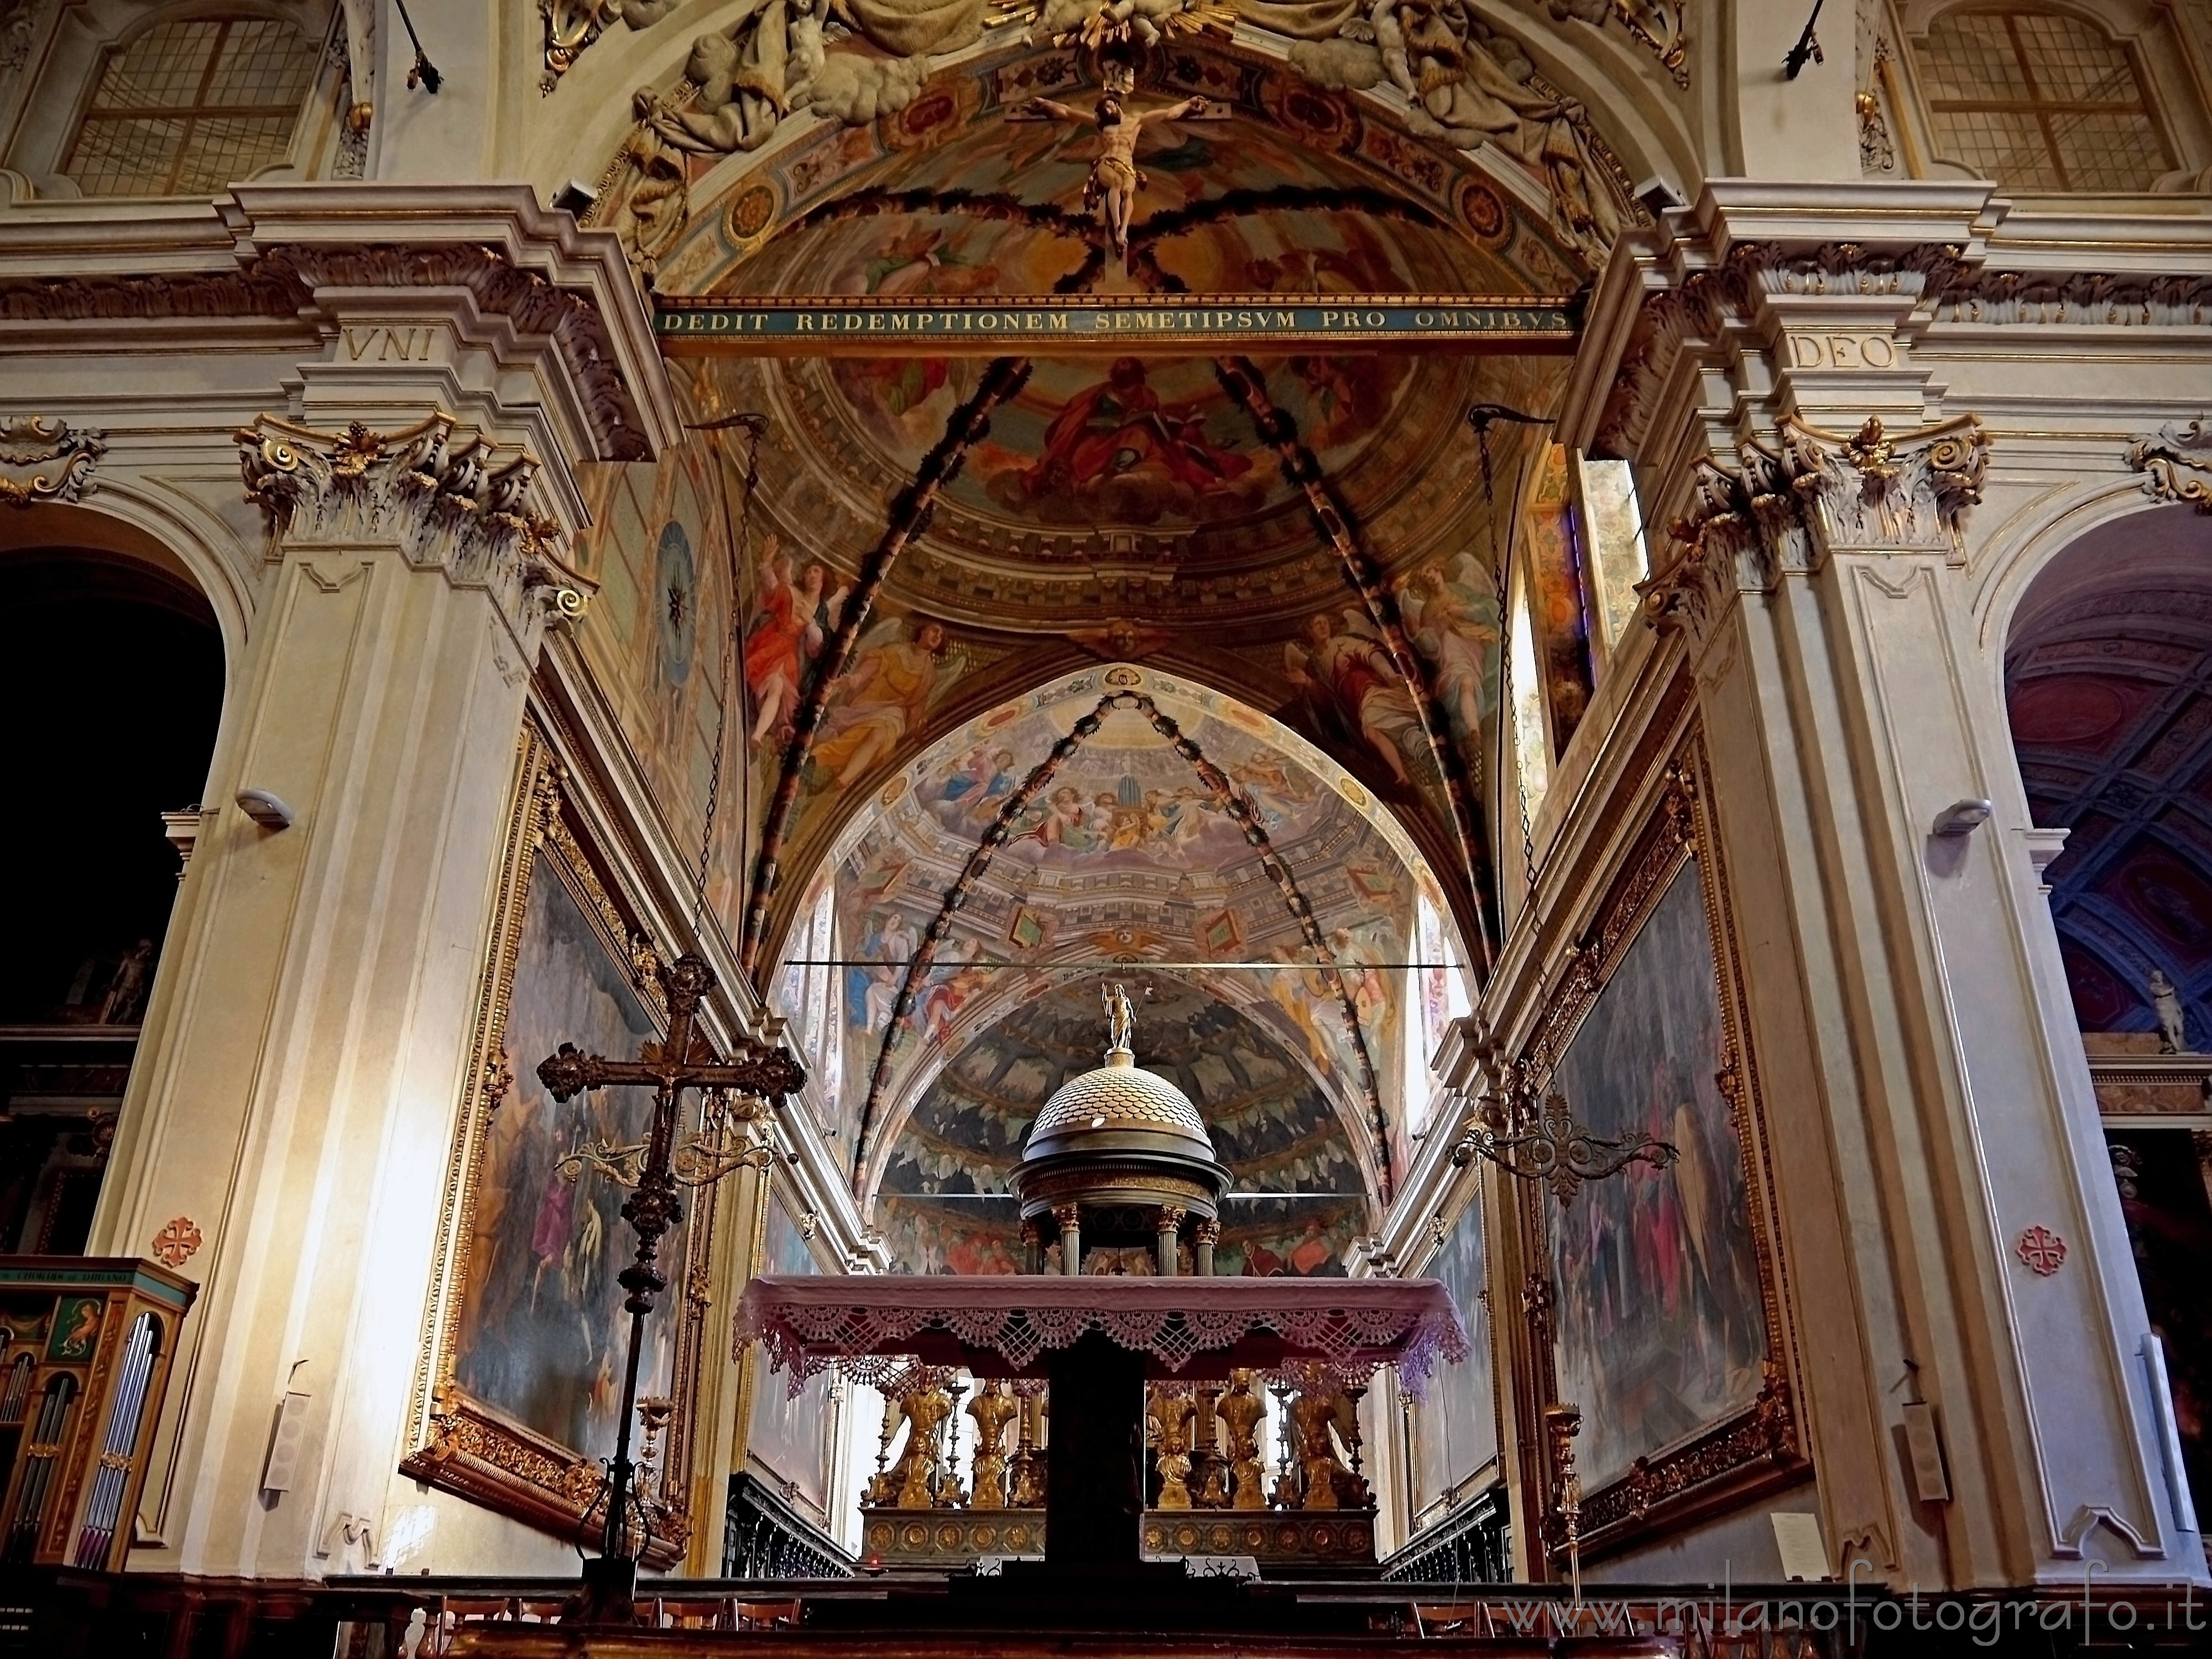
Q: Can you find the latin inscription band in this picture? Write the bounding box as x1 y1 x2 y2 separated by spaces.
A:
653 296 1578 354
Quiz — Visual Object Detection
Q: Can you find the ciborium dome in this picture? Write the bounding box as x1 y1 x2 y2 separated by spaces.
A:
1027 1048 1213 1157
1009 985 1232 1276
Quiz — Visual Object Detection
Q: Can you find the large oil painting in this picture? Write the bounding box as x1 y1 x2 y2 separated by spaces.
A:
744 1187 838 1517
1546 857 1766 1493
1415 1194 1496 1512
451 850 684 1457
409 734 705 1564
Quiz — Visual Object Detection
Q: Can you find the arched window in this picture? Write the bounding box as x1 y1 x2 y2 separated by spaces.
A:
60 12 321 198
1919 7 2172 192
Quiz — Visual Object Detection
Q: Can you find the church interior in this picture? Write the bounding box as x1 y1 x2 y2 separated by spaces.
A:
3 0 2212 1653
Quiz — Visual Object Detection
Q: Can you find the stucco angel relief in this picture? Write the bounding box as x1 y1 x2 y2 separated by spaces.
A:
639 0 985 153
1027 0 1228 48
1251 0 1626 252
615 0 985 270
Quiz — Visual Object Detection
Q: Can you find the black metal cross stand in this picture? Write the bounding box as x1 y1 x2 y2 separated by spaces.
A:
537 952 805 1621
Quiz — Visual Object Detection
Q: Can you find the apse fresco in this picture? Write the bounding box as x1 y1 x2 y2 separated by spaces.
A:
711 315 1557 924
453 854 686 1461
699 79 1526 302
807 670 1427 1159
1546 860 1766 1494
967 355 1272 530
588 35 1588 988
744 596 1010 868
872 979 1371 1276
780 344 1471 576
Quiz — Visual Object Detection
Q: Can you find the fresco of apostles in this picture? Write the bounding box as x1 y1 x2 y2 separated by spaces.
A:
918 697 1332 864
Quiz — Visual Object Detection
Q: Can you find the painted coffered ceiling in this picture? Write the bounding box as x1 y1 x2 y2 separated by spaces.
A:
2007 507 2212 1044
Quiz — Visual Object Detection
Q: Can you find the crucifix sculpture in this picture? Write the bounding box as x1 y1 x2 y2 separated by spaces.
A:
537 951 805 1616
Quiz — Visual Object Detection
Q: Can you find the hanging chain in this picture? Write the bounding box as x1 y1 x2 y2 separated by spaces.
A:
691 414 767 938
1467 405 1549 902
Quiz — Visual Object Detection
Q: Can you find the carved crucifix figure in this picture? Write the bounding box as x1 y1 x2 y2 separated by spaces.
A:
1019 91 1210 254
537 952 804 1614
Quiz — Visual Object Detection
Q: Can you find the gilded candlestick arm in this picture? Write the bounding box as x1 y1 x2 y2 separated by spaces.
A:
1450 1087 1679 1202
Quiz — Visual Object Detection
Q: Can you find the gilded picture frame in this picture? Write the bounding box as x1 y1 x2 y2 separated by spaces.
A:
1514 734 1804 1558
401 721 721 1568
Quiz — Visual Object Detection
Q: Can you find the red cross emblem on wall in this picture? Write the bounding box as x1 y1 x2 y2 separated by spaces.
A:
2016 1225 2067 1277
152 1217 203 1269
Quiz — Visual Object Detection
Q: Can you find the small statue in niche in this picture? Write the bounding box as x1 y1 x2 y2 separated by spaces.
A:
1147 1386 1198 1509
1217 1369 1268 1510
2150 968 2192 1053
967 1379 1021 1509
1289 1387 1346 1510
863 1393 902 1505
1009 1391 1048 1507
100 938 153 1025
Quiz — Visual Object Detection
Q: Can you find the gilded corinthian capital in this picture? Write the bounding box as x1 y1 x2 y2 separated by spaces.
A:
234 411 592 629
1638 414 1992 640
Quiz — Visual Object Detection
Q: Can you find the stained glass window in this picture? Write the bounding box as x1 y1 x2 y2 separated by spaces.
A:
1921 8 2171 192
62 15 319 199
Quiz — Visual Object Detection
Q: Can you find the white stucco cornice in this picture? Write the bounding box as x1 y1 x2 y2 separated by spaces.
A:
0 184 679 467
225 184 679 462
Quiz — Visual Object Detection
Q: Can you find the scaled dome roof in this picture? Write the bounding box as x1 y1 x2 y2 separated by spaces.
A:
1027 1052 1214 1154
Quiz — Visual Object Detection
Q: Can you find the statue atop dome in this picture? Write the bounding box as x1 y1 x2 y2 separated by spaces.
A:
1102 980 1135 1058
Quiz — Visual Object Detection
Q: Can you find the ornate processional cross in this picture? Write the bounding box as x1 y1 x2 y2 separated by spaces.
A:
536 951 805 1606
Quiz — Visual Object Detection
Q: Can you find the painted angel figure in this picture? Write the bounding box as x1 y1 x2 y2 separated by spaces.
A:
1020 90 1209 253
744 536 848 744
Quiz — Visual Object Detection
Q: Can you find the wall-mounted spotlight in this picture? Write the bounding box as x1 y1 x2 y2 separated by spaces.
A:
236 788 295 831
1931 798 1992 838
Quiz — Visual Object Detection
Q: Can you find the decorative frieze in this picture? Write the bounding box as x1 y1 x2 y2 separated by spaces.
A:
0 243 651 465
234 412 592 632
0 415 105 507
1638 414 1990 639
1929 273 2212 329
1595 242 1964 461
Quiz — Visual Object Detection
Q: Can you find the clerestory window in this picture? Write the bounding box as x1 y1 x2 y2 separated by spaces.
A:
61 13 320 198
1919 7 2172 193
